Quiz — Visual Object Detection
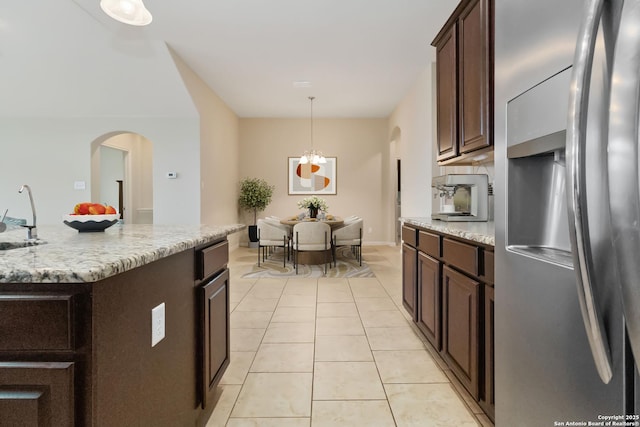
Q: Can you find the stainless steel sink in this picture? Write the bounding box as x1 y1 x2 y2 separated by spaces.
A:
0 241 45 251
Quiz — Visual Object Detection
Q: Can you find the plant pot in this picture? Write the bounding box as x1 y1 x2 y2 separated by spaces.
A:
248 225 258 242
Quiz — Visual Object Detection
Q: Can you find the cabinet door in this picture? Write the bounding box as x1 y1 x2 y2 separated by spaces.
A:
417 252 441 351
442 265 480 399
435 22 459 162
199 269 230 409
458 0 491 154
402 243 418 320
0 362 74 426
482 284 495 421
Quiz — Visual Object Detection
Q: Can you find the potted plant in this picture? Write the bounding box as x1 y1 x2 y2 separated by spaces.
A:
238 177 274 247
297 196 329 219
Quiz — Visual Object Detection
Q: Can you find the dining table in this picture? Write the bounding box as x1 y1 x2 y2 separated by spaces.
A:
279 216 344 228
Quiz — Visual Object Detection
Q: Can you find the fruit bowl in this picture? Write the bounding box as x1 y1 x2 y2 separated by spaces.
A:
62 214 119 232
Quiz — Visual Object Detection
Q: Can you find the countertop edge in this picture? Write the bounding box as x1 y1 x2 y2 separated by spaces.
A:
0 224 246 284
401 217 495 247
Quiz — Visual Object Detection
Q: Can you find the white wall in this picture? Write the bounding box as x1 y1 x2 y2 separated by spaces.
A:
388 65 437 218
0 118 200 225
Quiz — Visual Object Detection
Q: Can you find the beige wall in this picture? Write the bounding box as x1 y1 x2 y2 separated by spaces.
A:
239 118 392 244
171 49 242 248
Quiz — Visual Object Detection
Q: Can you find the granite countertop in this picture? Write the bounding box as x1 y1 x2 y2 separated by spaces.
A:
401 217 495 246
0 223 245 283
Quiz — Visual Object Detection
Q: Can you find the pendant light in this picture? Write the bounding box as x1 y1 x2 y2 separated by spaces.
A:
100 0 153 26
299 96 326 165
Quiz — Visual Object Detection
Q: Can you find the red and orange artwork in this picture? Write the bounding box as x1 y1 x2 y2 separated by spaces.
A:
296 163 331 191
288 157 336 195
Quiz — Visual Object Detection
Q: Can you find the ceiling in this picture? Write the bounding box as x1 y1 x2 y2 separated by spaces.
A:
2 0 459 118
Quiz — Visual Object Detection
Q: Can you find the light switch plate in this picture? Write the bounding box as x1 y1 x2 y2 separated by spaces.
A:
151 303 165 347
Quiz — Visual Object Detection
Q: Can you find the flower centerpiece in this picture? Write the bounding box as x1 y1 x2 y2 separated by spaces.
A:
297 196 329 219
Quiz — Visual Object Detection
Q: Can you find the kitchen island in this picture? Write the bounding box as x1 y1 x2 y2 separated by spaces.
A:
0 223 244 427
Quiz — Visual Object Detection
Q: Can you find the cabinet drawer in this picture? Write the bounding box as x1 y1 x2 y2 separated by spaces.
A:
402 226 417 247
483 250 494 284
418 230 440 258
0 361 74 426
197 240 229 280
443 238 479 277
0 294 74 351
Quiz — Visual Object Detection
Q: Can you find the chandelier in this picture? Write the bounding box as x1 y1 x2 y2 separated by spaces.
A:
300 96 326 165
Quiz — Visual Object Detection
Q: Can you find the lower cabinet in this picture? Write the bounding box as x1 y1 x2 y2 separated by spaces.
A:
402 243 418 320
198 268 230 409
442 265 480 400
0 362 75 427
402 224 493 421
417 251 442 351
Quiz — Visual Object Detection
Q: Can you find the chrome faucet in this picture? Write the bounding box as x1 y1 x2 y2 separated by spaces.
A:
18 185 37 240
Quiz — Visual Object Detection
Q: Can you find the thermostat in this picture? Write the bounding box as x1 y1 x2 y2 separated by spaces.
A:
167 172 178 179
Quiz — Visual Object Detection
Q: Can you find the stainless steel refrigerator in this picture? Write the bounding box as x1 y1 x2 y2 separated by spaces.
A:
495 0 640 424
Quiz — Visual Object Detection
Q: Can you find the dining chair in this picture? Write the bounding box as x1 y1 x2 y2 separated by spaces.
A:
332 218 363 266
291 222 332 275
257 218 289 267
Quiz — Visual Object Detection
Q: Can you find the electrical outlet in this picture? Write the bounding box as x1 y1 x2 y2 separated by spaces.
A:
151 303 165 347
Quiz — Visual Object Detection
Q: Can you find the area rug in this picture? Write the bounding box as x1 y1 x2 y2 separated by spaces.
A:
241 246 375 278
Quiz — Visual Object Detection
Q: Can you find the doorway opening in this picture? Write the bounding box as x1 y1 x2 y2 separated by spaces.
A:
90 132 153 224
390 126 402 245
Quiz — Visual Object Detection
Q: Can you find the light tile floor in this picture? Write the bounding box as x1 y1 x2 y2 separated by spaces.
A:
206 245 494 427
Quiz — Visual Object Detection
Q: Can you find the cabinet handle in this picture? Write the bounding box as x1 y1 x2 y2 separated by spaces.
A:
566 0 612 383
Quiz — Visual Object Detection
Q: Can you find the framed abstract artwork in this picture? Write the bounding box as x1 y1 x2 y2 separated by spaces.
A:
288 157 337 195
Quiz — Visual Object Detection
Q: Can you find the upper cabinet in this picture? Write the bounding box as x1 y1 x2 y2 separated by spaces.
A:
432 0 494 165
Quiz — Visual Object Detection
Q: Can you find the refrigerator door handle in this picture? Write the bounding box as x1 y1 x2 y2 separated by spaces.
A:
566 0 613 384
608 0 640 375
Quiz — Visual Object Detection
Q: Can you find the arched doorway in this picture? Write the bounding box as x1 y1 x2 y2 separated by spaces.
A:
90 132 153 224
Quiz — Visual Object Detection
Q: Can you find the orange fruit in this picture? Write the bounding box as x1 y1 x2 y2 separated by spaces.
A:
74 202 91 215
88 203 106 215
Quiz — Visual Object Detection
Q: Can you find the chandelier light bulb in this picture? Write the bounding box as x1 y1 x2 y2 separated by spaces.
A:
100 0 153 26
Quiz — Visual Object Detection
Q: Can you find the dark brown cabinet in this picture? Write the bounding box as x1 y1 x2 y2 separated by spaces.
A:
433 0 493 165
401 223 493 420
402 243 418 320
442 265 480 400
0 237 232 426
196 240 231 411
435 23 458 162
417 251 442 350
199 269 230 409
0 362 75 427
